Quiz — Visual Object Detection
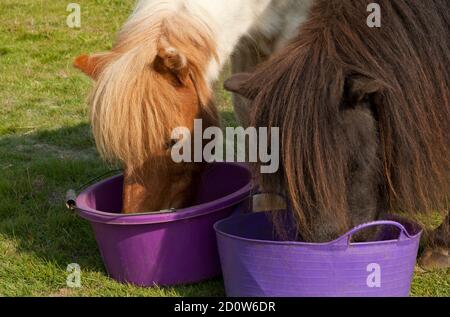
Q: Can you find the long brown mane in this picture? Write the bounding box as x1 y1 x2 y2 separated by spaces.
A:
239 0 449 241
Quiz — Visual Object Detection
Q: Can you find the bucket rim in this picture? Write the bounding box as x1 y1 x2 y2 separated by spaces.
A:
75 162 253 225
214 212 422 247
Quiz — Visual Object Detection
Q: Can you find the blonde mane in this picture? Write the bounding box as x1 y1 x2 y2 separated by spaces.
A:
89 4 218 171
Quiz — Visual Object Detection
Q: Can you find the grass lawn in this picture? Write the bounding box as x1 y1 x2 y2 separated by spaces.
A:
0 0 448 297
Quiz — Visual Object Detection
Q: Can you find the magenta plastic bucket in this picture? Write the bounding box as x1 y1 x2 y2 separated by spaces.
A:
215 211 422 297
74 162 252 287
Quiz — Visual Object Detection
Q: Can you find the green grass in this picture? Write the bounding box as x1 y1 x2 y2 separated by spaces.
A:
0 0 448 297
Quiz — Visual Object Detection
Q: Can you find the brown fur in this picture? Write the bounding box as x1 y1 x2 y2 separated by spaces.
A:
75 11 219 213
225 0 449 243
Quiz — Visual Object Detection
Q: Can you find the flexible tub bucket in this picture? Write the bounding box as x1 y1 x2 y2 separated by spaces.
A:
73 162 252 287
215 211 422 297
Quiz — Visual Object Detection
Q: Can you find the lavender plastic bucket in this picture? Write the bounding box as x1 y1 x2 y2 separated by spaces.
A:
215 211 422 297
74 162 252 287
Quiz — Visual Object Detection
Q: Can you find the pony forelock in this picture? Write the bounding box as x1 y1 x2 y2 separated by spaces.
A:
245 0 449 241
89 5 218 172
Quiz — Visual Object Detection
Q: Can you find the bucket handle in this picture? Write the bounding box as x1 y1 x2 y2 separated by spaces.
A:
231 190 286 216
65 189 78 210
65 169 123 210
332 221 412 246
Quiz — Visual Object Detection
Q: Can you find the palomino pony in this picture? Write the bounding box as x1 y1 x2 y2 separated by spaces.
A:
225 0 449 269
74 0 311 213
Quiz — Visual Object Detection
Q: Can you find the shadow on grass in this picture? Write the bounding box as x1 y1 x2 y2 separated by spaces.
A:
0 123 110 272
0 121 231 296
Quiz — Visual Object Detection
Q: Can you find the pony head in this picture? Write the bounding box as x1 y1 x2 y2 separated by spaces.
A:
225 0 449 242
75 10 219 213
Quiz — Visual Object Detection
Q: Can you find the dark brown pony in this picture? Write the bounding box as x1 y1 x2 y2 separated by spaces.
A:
225 0 449 268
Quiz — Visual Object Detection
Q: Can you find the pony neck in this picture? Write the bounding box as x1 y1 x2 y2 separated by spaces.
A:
194 0 272 82
133 0 272 84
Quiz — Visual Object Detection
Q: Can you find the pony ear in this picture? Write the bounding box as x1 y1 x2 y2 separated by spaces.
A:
156 36 190 85
73 54 111 80
223 73 256 99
